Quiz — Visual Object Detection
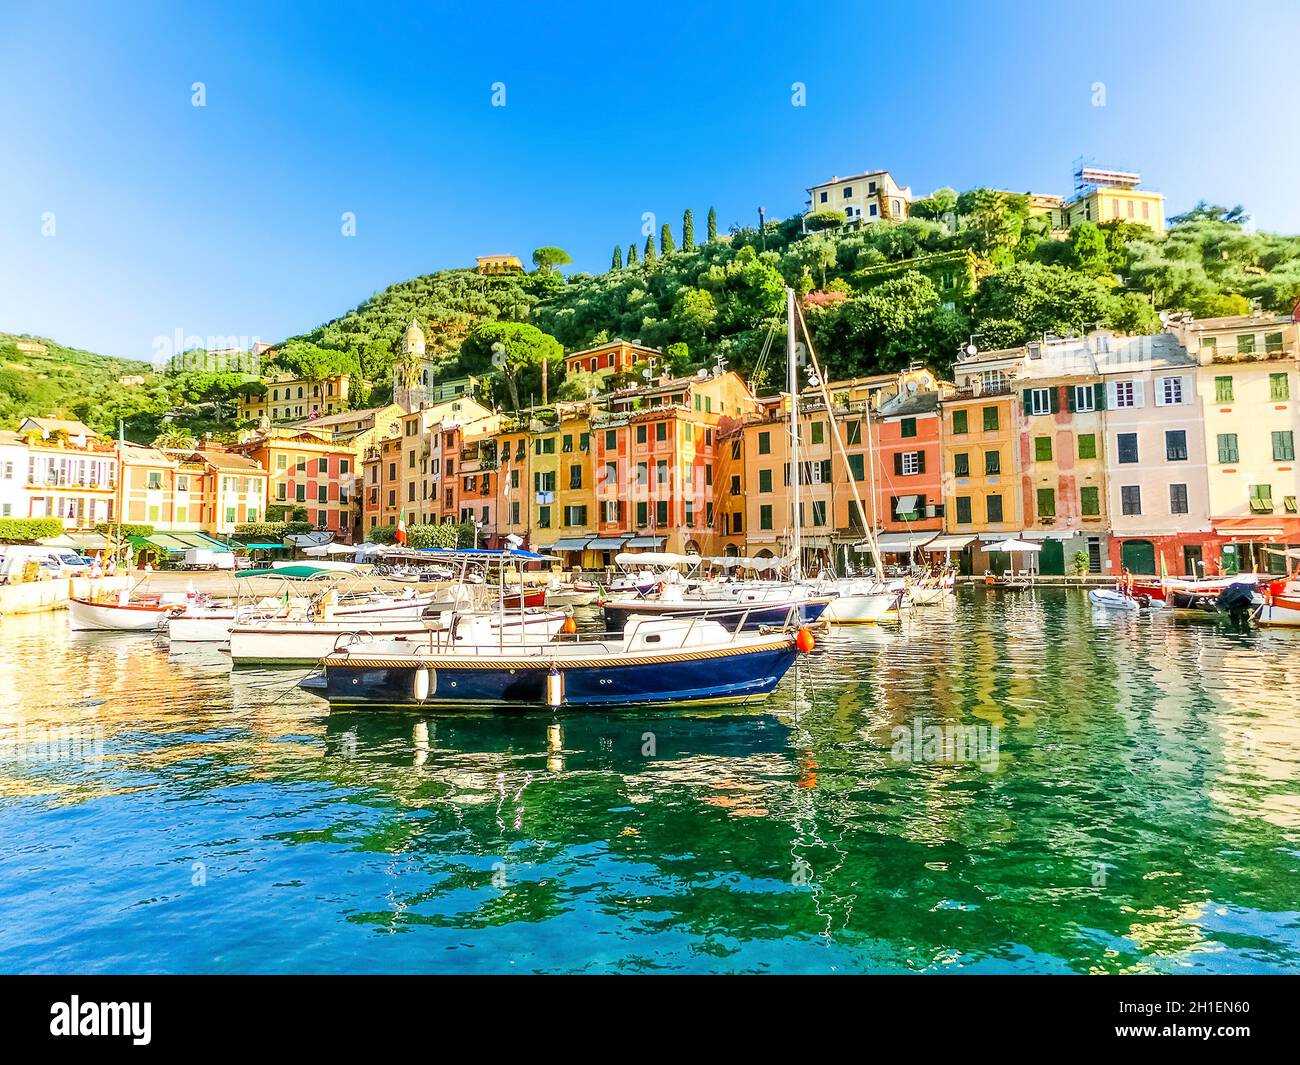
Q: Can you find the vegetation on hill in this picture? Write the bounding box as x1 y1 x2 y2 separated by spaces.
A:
8 193 1300 431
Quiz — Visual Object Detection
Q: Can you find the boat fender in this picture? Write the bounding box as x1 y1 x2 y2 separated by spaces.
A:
795 627 816 653
561 616 577 635
546 669 564 707
412 667 433 702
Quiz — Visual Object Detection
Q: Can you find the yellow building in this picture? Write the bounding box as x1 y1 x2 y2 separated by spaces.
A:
476 254 524 275
237 374 353 424
1062 166 1164 233
1170 311 1300 572
806 169 912 224
553 402 597 547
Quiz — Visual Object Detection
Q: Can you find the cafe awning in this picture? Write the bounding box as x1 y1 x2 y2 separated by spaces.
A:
624 536 666 549
926 534 975 553
858 532 937 553
586 537 629 550
541 537 592 552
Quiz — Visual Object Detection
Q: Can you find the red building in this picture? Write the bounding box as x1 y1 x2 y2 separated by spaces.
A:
233 429 358 541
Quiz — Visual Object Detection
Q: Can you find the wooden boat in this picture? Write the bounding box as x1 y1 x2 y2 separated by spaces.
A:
321 615 811 709
501 588 546 609
1257 592 1300 627
68 594 176 632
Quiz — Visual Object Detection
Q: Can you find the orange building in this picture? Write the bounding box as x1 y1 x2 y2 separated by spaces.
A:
872 389 947 550
564 339 663 380
233 429 358 541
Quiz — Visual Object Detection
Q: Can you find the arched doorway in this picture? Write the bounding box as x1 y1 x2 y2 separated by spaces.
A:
1121 539 1157 575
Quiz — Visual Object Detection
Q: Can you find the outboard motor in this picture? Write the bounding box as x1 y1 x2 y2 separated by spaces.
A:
1216 582 1258 632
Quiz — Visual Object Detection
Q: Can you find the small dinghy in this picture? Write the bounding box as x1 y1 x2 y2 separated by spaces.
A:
68 592 176 632
1088 588 1143 612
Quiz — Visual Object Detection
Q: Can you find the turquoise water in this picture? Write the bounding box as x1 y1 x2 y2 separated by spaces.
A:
1 589 1298 973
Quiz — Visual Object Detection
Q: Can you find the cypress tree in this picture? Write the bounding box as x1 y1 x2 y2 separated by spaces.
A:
682 208 695 251
707 206 717 241
644 233 657 264
660 222 675 254
626 242 638 266
611 245 623 270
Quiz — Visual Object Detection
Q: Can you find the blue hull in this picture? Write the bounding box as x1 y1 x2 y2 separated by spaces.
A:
603 599 829 632
324 642 799 709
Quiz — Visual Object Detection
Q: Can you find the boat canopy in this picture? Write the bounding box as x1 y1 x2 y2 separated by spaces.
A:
413 547 557 561
857 532 936 553
705 554 790 572
303 543 358 556
235 564 340 579
613 551 700 568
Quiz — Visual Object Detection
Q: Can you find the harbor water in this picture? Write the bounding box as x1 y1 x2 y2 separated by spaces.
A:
1 588 1297 973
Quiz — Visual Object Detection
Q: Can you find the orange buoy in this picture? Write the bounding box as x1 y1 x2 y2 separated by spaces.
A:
795 627 815 653
561 616 577 635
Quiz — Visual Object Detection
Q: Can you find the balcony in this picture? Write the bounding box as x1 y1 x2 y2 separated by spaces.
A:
1208 345 1295 365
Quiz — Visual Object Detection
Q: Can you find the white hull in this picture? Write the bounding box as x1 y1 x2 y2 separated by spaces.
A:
229 610 568 665
906 586 948 606
167 592 442 643
1258 597 1300 627
545 589 601 607
823 591 897 623
68 598 172 632
1089 589 1140 612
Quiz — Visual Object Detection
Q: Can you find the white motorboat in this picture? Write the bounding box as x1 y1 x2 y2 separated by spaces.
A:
821 579 901 623
229 607 571 666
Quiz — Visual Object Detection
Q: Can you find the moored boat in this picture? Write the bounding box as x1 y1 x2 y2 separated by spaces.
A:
1088 588 1142 612
321 615 811 709
68 593 177 632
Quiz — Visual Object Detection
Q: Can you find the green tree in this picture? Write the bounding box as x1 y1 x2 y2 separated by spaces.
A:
707 206 717 242
909 187 958 221
459 321 563 410
556 369 604 400
626 242 639 266
660 222 675 255
644 232 657 264
1070 221 1111 276
152 426 196 451
682 209 695 252
532 246 572 272
611 245 623 270
805 210 846 232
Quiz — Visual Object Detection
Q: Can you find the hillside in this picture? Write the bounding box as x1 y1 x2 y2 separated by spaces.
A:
0 334 158 432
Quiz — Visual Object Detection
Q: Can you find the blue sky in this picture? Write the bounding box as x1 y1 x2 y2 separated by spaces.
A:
1 0 1298 361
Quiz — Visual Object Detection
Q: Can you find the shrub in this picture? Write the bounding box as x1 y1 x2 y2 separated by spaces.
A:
0 517 66 543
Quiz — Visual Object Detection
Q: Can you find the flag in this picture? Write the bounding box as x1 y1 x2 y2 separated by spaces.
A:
395 517 407 546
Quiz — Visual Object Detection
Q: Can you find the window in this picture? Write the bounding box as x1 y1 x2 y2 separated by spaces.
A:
758 431 772 456
569 465 582 489
759 504 772 530
955 496 972 524
900 417 917 438
563 505 587 526
1077 433 1097 460
655 422 667 442
1273 431 1296 462
656 460 668 485
1169 484 1189 514
1113 381 1136 408
146 471 162 490
1034 436 1053 462
1159 377 1183 405
1165 430 1188 461
758 469 772 493
656 500 668 526
603 429 617 449
845 421 862 445
1026 388 1052 416
1072 385 1096 412
538 506 551 528
984 450 1001 475
562 434 573 453
1117 433 1139 464
318 457 328 473
810 421 825 445
810 501 826 527
848 454 865 481
898 451 922 476
1270 373 1290 401
953 452 970 477
1265 332 1284 354
1215 376 1234 403
1217 433 1239 464
535 436 556 455
276 454 288 470
1249 484 1273 514
340 458 349 475
295 484 306 502
1080 486 1100 516
982 406 999 431
1036 488 1055 518
1120 485 1142 516
730 475 741 494
1237 334 1256 355
952 410 968 435
986 494 1003 523
319 484 328 503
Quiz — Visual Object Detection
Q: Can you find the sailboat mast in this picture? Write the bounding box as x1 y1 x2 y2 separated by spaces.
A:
786 287 802 580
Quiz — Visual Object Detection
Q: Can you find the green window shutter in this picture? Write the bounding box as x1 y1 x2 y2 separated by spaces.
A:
1215 376 1234 403
1066 386 1076 413
952 410 968 434
1217 433 1239 463
1077 433 1096 460
1022 388 1033 415
1271 373 1291 401
893 453 904 476
1036 487 1056 517
954 453 969 477
848 454 865 481
1080 486 1100 516
916 451 926 474
1274 431 1295 462
1049 387 1060 414
983 406 999 431
1034 436 1053 462
1093 382 1106 410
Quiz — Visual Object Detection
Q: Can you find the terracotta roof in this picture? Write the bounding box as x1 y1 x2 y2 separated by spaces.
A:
20 416 97 438
192 449 266 473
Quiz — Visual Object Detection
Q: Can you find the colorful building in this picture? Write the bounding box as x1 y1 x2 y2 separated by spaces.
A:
563 339 663 381
185 449 268 536
237 373 353 425
1095 333 1213 576
1062 165 1165 234
805 169 912 224
17 417 118 530
1172 309 1300 573
233 429 358 540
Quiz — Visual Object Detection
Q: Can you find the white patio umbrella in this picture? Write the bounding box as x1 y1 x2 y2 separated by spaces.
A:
985 538 1042 554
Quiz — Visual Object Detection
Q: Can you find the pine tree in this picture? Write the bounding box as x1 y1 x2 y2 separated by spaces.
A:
644 233 657 264
660 222 675 254
682 208 695 252
707 206 717 242
611 245 623 270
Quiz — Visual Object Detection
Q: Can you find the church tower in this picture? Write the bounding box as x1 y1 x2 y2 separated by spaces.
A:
394 318 428 411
